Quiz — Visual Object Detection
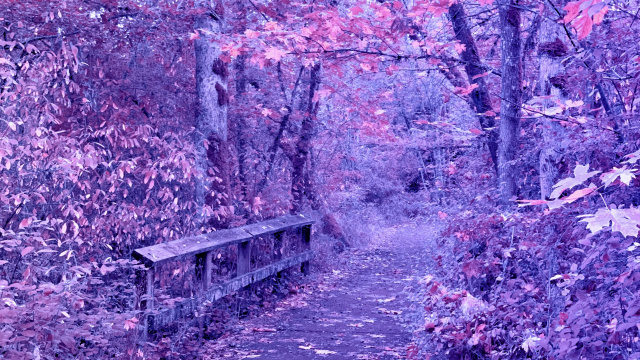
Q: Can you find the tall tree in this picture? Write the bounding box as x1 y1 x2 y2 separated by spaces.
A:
229 0 250 203
448 3 499 171
285 62 347 245
497 0 522 203
291 63 322 214
538 4 568 199
194 2 231 228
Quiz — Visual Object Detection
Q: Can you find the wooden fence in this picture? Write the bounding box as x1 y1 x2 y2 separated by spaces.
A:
132 214 314 331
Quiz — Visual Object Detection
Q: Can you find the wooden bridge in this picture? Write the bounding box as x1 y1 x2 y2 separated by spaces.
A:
132 214 314 331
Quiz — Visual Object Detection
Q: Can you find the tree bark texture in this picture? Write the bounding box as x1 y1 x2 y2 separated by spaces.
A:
448 3 499 171
538 4 568 199
291 63 321 215
194 6 231 228
233 54 249 201
497 0 522 204
230 1 249 202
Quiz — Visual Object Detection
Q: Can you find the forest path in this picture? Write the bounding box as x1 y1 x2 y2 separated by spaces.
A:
204 221 434 359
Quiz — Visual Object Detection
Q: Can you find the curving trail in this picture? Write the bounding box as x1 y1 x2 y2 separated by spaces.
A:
204 223 432 359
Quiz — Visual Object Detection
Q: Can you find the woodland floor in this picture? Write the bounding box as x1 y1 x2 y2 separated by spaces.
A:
203 221 435 359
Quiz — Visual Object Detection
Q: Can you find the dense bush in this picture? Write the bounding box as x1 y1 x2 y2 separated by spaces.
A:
411 131 640 359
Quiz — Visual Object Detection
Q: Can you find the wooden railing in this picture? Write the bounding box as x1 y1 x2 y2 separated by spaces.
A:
132 214 314 331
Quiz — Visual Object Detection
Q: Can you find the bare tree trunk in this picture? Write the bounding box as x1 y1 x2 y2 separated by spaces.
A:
293 64 349 248
291 63 321 214
231 1 249 202
448 2 499 171
233 54 249 202
433 147 446 205
194 4 231 229
538 5 568 199
497 0 522 204
256 65 305 195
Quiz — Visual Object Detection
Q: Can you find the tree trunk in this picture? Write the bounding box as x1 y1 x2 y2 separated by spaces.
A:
497 0 522 204
432 146 446 205
194 6 231 229
233 54 249 202
291 63 321 214
257 65 305 195
231 1 250 202
538 5 568 199
448 2 499 172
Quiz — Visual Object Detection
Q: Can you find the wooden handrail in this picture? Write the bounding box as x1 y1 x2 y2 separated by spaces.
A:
132 214 314 332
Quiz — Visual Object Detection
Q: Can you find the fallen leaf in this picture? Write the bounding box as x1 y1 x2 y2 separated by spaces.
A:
522 336 540 353
377 297 395 303
252 327 276 332
315 349 337 355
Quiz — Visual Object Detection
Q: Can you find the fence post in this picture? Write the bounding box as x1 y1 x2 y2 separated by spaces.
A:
300 225 311 276
135 269 147 311
135 266 155 340
274 231 284 278
237 240 251 275
195 251 212 340
273 231 284 261
196 251 212 291
146 267 155 311
136 267 155 311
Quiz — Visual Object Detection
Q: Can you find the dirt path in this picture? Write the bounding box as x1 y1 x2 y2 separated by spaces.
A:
203 222 433 359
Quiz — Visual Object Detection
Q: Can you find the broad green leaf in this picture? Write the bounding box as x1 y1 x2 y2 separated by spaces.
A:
601 166 636 187
550 164 600 199
579 206 640 237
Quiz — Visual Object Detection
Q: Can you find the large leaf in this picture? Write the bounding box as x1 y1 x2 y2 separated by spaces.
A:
579 206 640 238
562 183 596 203
517 199 548 207
601 166 637 187
550 164 600 199
623 149 640 164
